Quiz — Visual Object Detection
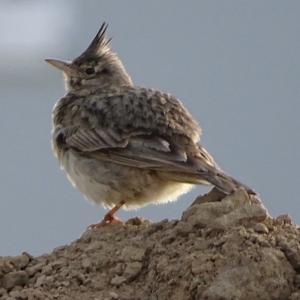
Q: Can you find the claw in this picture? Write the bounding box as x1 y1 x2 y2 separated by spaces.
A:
88 214 123 229
88 199 126 229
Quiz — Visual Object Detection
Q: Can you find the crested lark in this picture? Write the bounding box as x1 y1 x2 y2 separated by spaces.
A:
46 23 255 226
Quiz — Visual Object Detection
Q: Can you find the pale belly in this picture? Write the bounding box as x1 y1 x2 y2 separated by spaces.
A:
61 150 194 210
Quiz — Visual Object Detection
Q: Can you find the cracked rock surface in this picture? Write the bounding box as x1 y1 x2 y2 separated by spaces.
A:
1 188 300 300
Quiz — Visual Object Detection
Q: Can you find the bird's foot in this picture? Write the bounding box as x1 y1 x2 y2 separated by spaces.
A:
88 214 123 230
88 200 126 230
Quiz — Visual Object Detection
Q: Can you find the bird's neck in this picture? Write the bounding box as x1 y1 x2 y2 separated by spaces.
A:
66 83 129 97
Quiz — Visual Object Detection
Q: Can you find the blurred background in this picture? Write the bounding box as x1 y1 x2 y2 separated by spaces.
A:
0 0 299 256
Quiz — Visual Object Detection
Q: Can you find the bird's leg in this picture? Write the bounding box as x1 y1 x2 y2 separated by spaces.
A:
102 199 126 224
88 200 126 229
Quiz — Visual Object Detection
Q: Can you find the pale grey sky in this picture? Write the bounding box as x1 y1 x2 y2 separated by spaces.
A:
0 0 299 256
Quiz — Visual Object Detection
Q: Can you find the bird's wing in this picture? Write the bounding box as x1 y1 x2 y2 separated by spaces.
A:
63 127 129 151
60 125 215 174
60 127 255 194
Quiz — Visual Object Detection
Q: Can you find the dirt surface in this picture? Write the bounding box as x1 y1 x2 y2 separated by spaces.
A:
1 188 300 300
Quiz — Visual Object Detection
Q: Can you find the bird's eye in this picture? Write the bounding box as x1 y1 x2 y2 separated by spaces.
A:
85 68 95 75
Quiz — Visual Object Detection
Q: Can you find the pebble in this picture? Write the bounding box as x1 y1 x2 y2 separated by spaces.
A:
2 271 29 290
110 275 126 286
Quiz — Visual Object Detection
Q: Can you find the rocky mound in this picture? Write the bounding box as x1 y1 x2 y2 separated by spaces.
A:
1 189 300 300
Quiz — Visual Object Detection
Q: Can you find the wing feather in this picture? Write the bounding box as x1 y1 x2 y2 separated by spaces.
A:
65 128 128 151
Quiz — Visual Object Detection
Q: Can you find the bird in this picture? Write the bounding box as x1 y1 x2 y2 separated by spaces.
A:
45 23 255 227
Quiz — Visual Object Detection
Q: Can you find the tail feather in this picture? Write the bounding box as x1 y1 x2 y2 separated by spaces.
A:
199 168 256 195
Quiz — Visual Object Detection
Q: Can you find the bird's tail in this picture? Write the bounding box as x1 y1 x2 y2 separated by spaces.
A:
199 167 256 195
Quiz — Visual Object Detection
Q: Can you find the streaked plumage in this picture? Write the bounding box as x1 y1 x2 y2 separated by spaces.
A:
46 23 255 224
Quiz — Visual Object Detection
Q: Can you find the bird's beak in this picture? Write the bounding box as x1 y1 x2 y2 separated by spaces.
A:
45 59 75 75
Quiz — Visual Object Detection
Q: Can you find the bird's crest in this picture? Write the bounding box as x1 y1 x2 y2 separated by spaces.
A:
77 22 112 59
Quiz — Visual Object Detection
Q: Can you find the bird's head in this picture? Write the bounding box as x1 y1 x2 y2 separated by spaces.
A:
45 23 133 93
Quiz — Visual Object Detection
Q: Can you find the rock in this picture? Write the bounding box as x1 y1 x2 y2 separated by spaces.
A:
110 275 126 286
0 188 299 299
123 261 143 280
277 235 300 269
108 291 119 299
120 246 146 262
35 274 47 287
2 271 29 290
290 292 300 300
200 247 294 300
253 222 269 233
182 189 268 228
0 287 7 296
10 253 31 269
26 261 45 277
0 258 15 275
276 214 293 225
